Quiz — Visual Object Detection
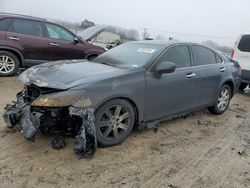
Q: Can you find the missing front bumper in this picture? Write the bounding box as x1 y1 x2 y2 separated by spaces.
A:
3 93 97 158
3 103 43 141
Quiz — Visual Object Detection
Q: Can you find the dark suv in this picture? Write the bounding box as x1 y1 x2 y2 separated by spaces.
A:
0 13 105 76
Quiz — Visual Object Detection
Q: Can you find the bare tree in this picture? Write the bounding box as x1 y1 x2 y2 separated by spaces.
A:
80 19 95 29
202 40 218 48
105 25 139 41
155 34 166 40
142 30 150 40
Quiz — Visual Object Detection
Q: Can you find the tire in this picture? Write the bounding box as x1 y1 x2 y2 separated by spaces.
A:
239 83 248 91
208 85 232 115
95 99 135 146
0 51 19 76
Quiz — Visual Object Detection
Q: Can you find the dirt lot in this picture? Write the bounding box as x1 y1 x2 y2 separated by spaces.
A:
0 77 249 188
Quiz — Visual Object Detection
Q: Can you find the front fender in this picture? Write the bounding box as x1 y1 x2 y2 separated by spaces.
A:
72 92 144 123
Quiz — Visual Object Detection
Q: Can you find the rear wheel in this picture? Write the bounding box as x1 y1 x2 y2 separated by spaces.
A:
0 51 19 76
239 83 248 91
208 85 232 115
95 99 135 146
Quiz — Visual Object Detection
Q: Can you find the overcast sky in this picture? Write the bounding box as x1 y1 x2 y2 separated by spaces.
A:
1 0 250 46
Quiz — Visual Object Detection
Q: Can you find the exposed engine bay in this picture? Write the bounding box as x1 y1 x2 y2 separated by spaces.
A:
3 85 96 158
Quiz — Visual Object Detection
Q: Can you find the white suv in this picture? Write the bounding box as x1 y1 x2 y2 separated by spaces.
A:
232 34 250 90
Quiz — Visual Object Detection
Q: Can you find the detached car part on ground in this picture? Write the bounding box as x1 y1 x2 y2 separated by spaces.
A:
3 41 241 158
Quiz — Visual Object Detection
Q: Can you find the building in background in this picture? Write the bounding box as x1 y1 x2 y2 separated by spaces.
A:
93 31 121 48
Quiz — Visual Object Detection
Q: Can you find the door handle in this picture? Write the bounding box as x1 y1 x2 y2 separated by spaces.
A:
186 73 196 78
220 67 226 72
49 42 59 46
9 36 20 41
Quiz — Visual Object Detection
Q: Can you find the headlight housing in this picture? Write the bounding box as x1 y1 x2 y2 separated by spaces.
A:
31 90 86 107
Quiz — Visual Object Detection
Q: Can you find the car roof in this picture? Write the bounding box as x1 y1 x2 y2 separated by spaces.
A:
239 33 250 36
128 40 207 48
127 40 228 60
128 40 181 46
0 12 49 22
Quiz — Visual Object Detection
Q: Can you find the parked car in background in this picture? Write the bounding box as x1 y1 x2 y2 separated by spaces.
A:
231 33 250 90
4 41 241 157
0 13 105 76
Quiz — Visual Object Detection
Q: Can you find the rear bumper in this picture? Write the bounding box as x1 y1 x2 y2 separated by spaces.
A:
241 69 250 84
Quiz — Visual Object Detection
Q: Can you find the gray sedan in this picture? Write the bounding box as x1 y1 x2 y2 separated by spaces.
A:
3 40 241 157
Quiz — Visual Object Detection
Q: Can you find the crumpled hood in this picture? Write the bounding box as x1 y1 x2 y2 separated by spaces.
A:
19 59 126 90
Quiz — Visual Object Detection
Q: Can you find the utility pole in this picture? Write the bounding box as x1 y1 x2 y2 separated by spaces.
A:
143 28 147 40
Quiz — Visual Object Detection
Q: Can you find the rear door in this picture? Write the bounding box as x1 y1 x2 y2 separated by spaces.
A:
191 45 225 107
6 18 49 66
45 23 85 60
144 44 195 121
0 18 13 45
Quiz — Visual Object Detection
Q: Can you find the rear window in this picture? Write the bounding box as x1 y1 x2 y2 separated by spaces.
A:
238 35 250 52
215 54 223 63
0 18 12 31
192 45 217 66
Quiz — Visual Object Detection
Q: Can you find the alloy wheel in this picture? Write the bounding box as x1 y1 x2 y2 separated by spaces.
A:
0 55 15 74
98 105 130 141
217 88 230 112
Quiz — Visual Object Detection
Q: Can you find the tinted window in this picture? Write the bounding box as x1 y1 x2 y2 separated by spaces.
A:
238 35 250 52
0 18 12 31
9 19 43 37
158 45 191 68
192 46 216 66
46 24 74 42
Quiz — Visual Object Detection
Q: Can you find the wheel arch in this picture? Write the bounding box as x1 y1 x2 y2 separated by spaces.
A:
86 53 99 60
0 46 24 67
221 79 235 97
95 96 140 125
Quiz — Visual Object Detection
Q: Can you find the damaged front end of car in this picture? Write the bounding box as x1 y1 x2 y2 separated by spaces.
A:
3 84 97 158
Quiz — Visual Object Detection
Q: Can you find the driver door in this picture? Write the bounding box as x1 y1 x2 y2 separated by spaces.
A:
144 44 195 121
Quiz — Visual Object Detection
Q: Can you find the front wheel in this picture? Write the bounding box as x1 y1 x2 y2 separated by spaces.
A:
95 99 135 146
208 85 232 115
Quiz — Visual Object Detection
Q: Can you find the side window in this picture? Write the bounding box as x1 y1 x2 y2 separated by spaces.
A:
9 19 43 37
192 45 217 66
215 54 223 63
0 18 12 31
46 24 74 42
157 45 191 69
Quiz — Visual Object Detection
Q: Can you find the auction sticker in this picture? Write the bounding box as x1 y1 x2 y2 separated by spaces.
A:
137 48 155 53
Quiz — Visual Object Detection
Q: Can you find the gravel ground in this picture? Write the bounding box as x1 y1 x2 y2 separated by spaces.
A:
0 77 249 188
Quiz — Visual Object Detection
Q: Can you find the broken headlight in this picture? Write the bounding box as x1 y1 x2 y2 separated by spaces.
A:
31 90 86 107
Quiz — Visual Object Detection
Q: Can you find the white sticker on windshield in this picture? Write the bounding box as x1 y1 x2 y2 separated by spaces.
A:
132 64 139 68
137 48 155 53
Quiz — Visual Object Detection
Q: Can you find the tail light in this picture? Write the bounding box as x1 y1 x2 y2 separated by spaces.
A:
230 50 234 59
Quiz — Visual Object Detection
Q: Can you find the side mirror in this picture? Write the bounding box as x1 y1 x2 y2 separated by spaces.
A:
74 37 79 44
154 61 176 78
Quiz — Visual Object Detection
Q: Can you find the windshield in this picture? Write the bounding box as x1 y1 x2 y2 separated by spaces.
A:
94 43 164 68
